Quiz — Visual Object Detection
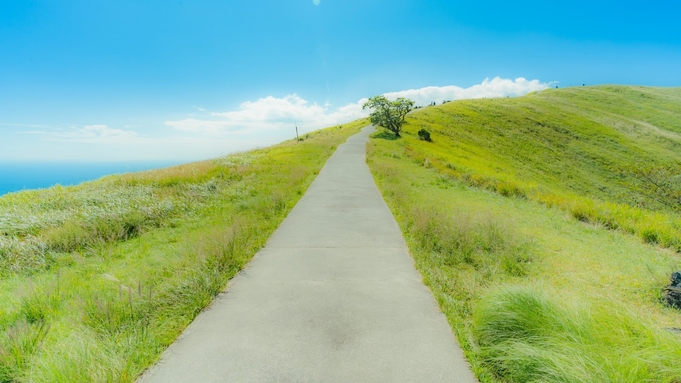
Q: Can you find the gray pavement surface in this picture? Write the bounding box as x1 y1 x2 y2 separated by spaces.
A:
138 125 477 383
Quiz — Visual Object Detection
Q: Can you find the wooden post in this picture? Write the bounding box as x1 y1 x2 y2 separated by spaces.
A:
296 124 299 141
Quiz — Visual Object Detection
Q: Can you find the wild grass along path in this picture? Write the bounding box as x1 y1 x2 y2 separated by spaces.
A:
138 125 476 382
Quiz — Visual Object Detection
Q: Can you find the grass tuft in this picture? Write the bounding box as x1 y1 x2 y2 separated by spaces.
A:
0 320 50 382
473 286 681 382
409 207 532 277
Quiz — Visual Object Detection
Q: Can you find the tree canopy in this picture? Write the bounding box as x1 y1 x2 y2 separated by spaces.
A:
362 95 415 137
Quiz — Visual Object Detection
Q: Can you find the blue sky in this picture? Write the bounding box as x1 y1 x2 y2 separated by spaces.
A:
1 0 680 162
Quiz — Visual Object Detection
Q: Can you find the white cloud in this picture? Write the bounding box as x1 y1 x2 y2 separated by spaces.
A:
22 125 138 143
384 77 551 105
78 125 138 140
0 123 51 128
5 77 553 162
8 125 269 162
166 94 369 136
165 77 550 137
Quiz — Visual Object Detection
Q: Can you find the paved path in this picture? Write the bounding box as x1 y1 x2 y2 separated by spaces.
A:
139 126 477 383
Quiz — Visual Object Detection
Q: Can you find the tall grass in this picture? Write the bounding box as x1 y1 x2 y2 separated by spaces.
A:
409 207 532 278
473 286 681 382
0 182 183 275
367 123 681 382
5 224 255 382
0 320 50 381
0 119 368 382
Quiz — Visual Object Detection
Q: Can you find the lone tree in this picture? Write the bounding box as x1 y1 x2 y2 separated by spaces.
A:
362 95 415 137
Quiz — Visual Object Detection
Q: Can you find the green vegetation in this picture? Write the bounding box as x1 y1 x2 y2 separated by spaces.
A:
367 85 681 382
417 128 431 142
363 95 415 137
0 119 367 382
400 85 681 250
3 84 681 382
474 287 681 382
628 162 681 211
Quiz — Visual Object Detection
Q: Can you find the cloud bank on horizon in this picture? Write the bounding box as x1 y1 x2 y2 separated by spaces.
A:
166 77 549 138
6 77 550 161
384 77 550 105
23 125 139 143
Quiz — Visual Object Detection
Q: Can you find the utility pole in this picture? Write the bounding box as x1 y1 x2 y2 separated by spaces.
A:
295 122 299 141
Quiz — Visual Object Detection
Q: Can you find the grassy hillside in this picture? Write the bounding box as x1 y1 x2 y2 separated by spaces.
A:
403 85 681 250
367 85 681 382
0 119 367 382
3 84 679 382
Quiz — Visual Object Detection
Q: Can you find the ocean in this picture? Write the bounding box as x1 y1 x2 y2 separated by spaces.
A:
0 161 182 197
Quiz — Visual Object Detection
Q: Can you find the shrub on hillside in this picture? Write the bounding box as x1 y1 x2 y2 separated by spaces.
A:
417 128 432 142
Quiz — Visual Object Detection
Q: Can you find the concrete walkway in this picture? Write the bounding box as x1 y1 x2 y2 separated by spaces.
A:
139 126 477 383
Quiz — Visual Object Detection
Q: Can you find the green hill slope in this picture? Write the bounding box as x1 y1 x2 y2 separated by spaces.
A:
402 85 681 249
367 85 681 382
